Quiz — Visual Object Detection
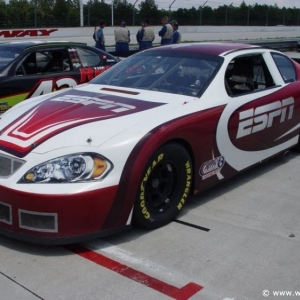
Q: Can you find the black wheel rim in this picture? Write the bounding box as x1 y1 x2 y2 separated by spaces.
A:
145 161 178 212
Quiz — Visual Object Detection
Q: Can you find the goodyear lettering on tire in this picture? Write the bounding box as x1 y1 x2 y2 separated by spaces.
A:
139 153 164 221
177 161 192 210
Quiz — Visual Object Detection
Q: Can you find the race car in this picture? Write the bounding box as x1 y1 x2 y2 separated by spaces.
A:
0 41 119 112
0 42 299 244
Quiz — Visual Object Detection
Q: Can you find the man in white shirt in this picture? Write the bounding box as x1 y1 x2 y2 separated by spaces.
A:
158 15 173 45
114 21 130 54
139 19 155 51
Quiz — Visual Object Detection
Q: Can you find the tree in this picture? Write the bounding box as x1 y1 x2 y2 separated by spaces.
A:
67 0 81 27
85 0 110 27
0 0 8 26
6 0 32 27
138 0 159 24
52 0 71 26
113 0 133 26
214 5 235 25
201 6 213 25
171 8 190 25
34 0 56 27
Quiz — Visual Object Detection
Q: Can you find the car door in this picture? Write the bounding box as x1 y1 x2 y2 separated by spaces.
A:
0 47 79 109
218 51 300 172
74 46 113 83
0 45 118 112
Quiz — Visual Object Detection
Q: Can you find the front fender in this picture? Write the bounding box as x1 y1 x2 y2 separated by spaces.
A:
102 103 229 229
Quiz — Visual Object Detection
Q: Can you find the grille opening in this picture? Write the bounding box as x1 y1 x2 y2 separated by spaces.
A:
0 156 12 177
19 210 58 233
0 202 12 225
13 160 23 171
0 154 25 177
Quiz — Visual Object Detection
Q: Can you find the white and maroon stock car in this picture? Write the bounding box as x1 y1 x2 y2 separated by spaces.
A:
0 42 299 244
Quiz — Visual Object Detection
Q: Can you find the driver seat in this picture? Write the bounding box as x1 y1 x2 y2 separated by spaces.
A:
44 52 64 72
228 59 254 95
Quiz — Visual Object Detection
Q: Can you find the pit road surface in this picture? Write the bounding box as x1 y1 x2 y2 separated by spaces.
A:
1 149 300 300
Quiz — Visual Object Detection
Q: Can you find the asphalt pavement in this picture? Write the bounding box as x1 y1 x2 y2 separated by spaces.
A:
1 150 300 300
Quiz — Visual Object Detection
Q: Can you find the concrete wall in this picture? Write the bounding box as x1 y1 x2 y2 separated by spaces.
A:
1 26 300 47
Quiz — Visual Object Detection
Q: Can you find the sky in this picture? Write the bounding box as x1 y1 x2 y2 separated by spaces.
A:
121 0 300 10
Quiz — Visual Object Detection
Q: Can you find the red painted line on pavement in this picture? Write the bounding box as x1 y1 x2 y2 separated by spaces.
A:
65 244 203 300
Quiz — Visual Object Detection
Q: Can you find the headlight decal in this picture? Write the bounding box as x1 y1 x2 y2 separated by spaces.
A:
19 153 112 183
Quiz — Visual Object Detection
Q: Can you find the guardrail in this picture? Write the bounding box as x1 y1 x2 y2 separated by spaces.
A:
248 39 298 52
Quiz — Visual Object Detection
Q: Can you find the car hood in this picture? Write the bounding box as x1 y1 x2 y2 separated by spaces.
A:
0 84 196 158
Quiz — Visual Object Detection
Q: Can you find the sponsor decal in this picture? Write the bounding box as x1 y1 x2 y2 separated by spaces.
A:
139 153 164 221
51 94 137 113
199 155 225 180
28 78 78 98
217 93 300 172
25 69 105 99
80 67 108 82
0 67 106 112
237 97 294 139
0 90 166 157
177 161 192 210
0 29 58 38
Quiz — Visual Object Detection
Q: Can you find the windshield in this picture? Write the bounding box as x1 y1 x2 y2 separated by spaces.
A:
0 46 23 72
91 51 223 97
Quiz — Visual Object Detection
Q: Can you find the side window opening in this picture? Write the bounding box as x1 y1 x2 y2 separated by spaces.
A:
16 52 37 76
16 49 72 76
68 48 82 69
225 54 275 96
76 47 102 67
40 49 71 73
272 53 297 83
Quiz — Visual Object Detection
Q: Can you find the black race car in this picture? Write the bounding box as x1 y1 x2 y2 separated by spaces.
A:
0 41 119 112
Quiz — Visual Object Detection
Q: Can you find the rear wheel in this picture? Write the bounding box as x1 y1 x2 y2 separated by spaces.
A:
294 137 300 151
133 143 192 229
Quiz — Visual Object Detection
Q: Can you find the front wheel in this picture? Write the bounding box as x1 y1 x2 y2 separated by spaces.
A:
133 143 193 229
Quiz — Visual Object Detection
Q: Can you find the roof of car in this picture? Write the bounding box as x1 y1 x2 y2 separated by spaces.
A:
0 40 87 50
145 42 261 56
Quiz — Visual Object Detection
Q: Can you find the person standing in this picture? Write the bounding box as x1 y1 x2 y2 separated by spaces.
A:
139 19 155 51
94 20 106 51
171 20 181 44
158 15 173 45
136 21 145 51
114 21 130 54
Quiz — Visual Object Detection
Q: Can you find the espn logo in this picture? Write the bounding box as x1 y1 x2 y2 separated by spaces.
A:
237 97 294 139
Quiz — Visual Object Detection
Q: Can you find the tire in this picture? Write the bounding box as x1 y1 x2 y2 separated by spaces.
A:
133 143 193 229
294 137 300 151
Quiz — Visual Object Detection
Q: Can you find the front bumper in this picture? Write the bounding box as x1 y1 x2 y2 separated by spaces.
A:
0 184 129 245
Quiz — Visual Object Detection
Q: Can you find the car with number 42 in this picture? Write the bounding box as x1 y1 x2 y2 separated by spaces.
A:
0 42 299 244
0 41 119 112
